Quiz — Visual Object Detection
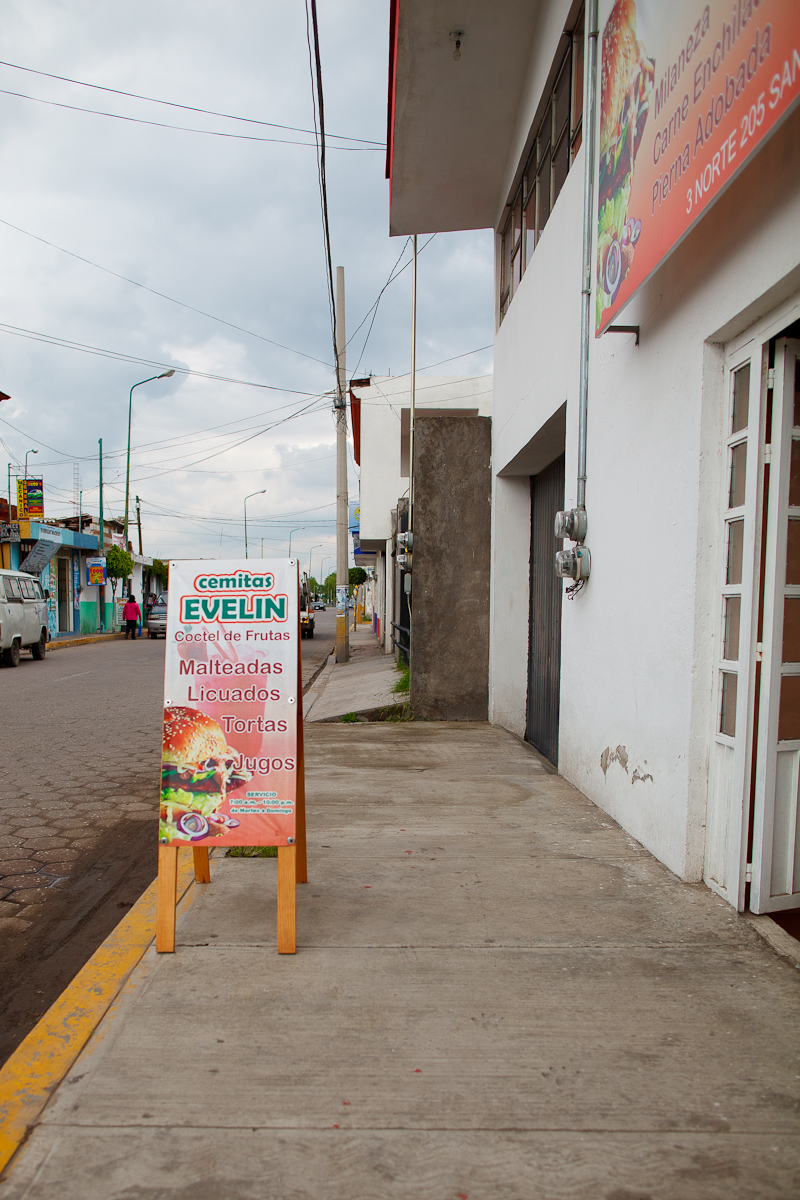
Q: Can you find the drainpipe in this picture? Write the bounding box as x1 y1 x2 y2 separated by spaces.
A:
555 0 598 590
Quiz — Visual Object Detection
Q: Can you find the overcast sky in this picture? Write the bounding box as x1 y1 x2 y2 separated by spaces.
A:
0 0 493 576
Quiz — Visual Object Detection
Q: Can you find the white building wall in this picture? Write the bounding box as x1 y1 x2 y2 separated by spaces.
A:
358 375 493 543
488 18 800 882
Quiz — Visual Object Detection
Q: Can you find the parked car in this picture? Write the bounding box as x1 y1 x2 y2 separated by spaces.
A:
0 569 49 666
147 601 168 639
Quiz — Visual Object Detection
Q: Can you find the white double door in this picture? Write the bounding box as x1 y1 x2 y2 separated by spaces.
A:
707 337 800 913
750 339 800 912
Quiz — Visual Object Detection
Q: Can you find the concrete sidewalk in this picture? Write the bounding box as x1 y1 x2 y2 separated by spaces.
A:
1 721 799 1197
305 622 400 720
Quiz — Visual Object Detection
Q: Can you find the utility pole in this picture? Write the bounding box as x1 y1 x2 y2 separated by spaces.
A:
409 234 418 526
335 264 349 663
135 495 143 556
98 438 105 632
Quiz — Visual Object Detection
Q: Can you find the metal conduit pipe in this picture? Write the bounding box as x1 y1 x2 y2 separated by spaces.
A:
555 0 598 590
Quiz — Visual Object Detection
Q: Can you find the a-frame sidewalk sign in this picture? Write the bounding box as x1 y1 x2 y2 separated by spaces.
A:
155 559 306 953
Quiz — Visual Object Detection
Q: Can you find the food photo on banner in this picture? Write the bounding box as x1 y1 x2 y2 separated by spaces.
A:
160 560 299 850
596 0 800 334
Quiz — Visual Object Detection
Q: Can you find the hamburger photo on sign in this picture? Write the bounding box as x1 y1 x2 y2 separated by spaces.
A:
596 0 655 328
160 706 251 844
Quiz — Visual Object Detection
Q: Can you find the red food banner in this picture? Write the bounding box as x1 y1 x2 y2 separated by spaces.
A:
596 0 800 334
159 559 299 849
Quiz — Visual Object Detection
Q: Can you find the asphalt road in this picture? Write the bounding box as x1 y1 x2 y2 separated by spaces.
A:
0 608 336 1065
300 605 336 685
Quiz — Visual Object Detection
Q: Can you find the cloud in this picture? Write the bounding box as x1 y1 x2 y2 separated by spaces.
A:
0 0 493 563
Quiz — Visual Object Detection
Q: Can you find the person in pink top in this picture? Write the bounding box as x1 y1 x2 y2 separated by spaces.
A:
123 594 141 640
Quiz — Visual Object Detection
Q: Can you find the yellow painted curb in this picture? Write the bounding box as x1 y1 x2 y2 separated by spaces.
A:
0 848 201 1176
49 634 125 650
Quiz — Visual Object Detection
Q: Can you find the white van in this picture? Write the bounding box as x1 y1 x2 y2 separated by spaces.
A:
0 569 50 667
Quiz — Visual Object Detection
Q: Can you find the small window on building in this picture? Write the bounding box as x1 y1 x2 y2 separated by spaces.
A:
719 671 738 737
499 4 585 323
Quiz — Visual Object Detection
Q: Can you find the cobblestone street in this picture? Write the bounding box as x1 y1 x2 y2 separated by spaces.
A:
0 614 336 1064
0 638 165 928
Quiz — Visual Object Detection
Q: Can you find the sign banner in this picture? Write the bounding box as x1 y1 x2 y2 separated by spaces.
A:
16 478 44 519
86 556 107 585
33 524 63 543
596 0 800 334
0 522 20 543
159 559 299 849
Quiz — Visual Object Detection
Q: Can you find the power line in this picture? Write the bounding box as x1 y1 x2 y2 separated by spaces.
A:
0 217 332 367
0 393 328 474
124 396 328 481
0 59 385 145
305 0 338 374
349 234 437 378
0 86 383 151
0 320 320 392
346 238 410 350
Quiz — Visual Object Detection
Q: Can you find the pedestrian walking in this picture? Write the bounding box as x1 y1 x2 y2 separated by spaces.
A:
123 594 141 640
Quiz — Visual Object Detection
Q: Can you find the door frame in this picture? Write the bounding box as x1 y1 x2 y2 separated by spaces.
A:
705 291 800 910
750 338 800 912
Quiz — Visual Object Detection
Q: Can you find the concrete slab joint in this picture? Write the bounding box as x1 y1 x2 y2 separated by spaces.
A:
0 722 797 1198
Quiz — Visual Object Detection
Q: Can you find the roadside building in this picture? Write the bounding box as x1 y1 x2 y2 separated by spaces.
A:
7 519 100 636
18 514 157 633
352 373 492 658
387 0 800 915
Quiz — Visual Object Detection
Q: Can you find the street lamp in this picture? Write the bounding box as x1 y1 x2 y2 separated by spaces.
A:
319 555 331 593
308 544 322 580
287 527 304 558
244 490 267 559
24 448 38 478
124 371 175 545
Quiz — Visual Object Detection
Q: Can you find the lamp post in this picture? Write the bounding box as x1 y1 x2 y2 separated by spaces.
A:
308 544 322 581
24 448 38 478
319 555 331 600
124 371 175 546
244 490 266 559
287 527 303 558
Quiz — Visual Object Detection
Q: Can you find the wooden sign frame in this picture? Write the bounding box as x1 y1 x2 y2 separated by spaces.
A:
155 561 307 954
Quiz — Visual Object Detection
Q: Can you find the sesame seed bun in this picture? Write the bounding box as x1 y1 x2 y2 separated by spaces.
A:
600 0 640 161
162 706 231 767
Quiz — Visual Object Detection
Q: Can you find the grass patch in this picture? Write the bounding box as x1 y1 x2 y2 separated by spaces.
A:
227 845 277 857
340 711 361 723
381 701 414 722
392 665 410 694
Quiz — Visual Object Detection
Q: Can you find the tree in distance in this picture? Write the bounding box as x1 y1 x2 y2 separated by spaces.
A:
349 566 367 597
151 558 169 587
106 545 134 608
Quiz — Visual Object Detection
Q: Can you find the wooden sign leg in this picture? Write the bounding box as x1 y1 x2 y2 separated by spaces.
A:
277 845 297 954
295 699 308 884
193 846 211 883
295 602 308 885
156 845 179 953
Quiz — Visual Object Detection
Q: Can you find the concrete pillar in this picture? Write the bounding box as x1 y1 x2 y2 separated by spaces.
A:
410 416 491 720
